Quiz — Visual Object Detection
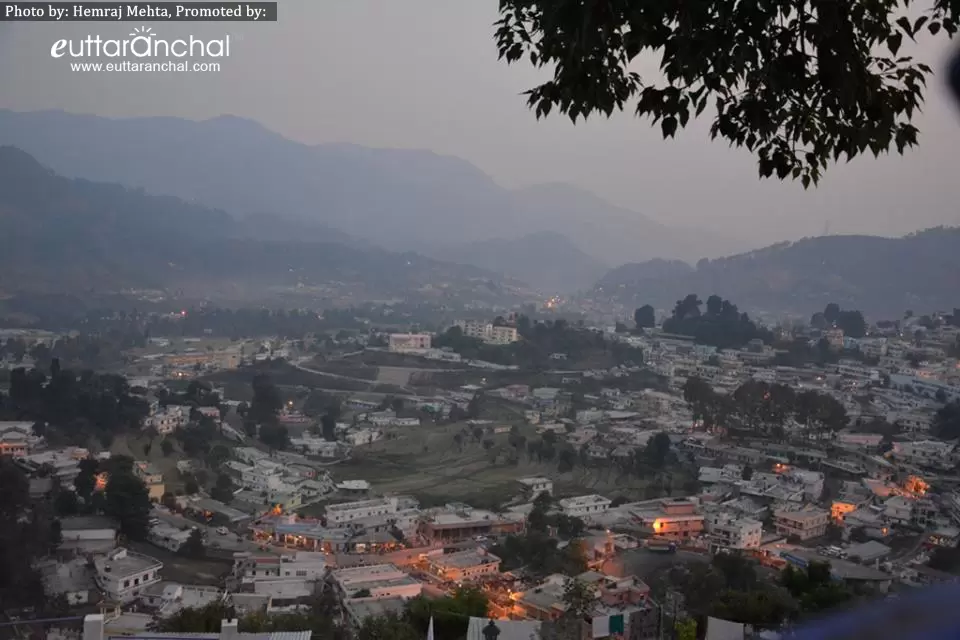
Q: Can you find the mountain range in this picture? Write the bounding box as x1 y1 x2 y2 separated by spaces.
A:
591 229 960 317
0 109 746 291
426 231 608 293
0 146 523 304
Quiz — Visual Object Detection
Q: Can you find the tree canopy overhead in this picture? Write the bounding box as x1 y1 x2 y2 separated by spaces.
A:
495 0 956 186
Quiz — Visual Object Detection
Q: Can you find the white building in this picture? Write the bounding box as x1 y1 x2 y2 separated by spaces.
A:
705 513 763 550
891 440 956 470
93 547 163 603
557 495 612 518
455 321 520 345
151 405 190 435
388 333 432 353
326 497 400 526
332 564 423 600
517 477 553 499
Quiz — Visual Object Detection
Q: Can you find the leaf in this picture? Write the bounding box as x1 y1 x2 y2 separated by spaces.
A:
661 116 678 138
929 22 941 35
888 33 903 56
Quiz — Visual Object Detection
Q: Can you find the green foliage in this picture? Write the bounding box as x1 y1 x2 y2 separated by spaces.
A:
0 366 149 445
675 618 697 640
211 473 236 504
0 458 59 614
435 318 619 369
710 588 797 629
634 305 656 329
153 601 234 632
103 459 152 541
155 584 350 639
406 587 488 639
928 545 960 573
356 612 419 640
250 372 283 425
259 423 290 451
180 529 205 558
781 562 853 614
933 401 960 440
816 303 867 338
683 375 846 438
494 0 947 185
663 294 772 349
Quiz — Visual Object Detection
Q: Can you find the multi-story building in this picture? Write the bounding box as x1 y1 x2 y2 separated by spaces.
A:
150 405 190 435
388 333 432 353
93 547 163 603
705 513 762 550
489 326 519 345
332 564 422 600
774 506 830 540
516 477 553 499
426 549 502 583
419 506 524 543
325 497 401 526
0 431 29 457
632 498 705 541
455 320 520 345
557 495 612 518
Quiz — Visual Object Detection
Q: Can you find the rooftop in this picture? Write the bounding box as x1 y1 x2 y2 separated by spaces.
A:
431 550 501 569
95 547 163 577
61 515 117 531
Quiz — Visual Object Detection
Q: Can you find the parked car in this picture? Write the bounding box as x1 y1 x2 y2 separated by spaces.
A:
217 526 229 535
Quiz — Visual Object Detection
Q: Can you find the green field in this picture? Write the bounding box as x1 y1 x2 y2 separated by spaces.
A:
335 421 666 507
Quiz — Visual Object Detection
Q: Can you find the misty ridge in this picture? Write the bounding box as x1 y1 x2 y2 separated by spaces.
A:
0 109 956 316
0 110 739 287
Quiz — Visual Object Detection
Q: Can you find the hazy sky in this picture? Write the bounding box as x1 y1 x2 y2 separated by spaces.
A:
1 0 959 246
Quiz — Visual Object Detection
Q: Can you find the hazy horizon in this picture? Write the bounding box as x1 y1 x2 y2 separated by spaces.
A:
1 0 959 247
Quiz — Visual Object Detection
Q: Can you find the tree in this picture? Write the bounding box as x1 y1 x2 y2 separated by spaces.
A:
824 303 842 324
250 373 282 425
184 478 200 495
259 423 290 451
0 458 58 613
494 1 944 186
180 529 205 558
837 309 867 338
211 473 235 503
406 587 488 639
356 612 419 640
160 439 174 456
321 412 337 442
104 464 152 541
934 401 960 440
675 618 697 640
634 305 655 329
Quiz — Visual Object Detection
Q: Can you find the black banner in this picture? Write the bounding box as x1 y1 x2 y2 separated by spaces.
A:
0 2 277 21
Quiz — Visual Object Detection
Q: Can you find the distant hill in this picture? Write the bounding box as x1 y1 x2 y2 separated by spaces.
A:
509 183 743 265
428 231 608 293
0 110 745 274
590 230 960 317
0 147 522 303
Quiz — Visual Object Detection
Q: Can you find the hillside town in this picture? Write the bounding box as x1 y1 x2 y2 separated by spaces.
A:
3 301 960 640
